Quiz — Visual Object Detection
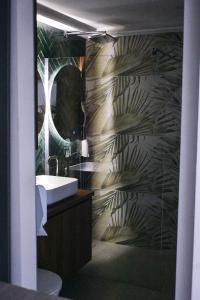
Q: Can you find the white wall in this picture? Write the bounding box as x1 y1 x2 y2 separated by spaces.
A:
176 0 200 299
192 23 200 300
10 0 37 289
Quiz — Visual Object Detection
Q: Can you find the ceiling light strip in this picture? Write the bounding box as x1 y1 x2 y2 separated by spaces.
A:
37 4 96 32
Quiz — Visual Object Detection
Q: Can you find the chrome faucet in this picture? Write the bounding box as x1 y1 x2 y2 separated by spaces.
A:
48 155 58 176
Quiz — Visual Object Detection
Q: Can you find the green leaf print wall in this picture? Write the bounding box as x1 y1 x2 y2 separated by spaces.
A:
85 33 182 249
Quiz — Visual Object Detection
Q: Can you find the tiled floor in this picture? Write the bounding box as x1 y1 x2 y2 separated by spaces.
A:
61 241 176 300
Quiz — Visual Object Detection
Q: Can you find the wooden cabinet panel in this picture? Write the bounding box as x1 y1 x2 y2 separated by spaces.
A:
38 190 93 279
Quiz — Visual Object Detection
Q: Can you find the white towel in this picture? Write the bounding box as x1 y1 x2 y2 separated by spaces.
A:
36 185 47 236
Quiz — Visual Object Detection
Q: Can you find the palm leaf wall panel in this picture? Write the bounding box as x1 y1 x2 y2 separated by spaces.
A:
86 75 181 137
86 33 182 249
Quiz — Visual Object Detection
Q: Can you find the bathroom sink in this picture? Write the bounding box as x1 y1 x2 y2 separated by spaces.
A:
36 175 78 205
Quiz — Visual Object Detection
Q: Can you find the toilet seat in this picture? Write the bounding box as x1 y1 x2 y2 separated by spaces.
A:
37 268 62 296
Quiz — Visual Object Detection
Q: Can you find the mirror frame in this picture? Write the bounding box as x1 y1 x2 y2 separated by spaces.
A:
50 63 84 141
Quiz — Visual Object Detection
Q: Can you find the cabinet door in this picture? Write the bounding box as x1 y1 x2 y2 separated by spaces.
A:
38 199 92 278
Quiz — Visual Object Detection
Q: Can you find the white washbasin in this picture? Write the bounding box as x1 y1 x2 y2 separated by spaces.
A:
36 175 78 205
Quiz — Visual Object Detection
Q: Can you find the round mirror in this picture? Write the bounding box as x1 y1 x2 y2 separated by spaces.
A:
51 65 85 140
37 72 45 134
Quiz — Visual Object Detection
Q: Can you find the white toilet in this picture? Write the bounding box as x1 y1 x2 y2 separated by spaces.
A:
37 268 62 296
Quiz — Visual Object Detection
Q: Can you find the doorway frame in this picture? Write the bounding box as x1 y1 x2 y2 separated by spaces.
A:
10 0 37 289
8 0 200 298
0 0 11 283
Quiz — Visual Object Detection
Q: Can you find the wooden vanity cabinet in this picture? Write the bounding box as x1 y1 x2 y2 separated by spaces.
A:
37 189 93 279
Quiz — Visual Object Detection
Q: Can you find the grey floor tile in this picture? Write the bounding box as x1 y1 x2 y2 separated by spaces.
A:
60 241 176 300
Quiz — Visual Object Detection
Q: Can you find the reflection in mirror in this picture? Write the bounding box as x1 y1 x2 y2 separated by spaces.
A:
37 72 45 134
51 65 84 140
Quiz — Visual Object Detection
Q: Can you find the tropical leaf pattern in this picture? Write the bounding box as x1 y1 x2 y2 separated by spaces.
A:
36 24 85 176
36 24 182 249
85 33 182 249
